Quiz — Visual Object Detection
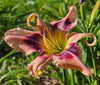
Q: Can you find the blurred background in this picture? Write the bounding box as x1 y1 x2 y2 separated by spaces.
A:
0 0 100 85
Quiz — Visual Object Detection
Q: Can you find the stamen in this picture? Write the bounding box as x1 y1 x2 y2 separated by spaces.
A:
41 29 67 56
43 36 59 52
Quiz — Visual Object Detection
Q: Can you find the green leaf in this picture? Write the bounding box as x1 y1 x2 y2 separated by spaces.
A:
11 3 22 12
0 69 28 81
90 0 100 26
91 69 100 84
93 24 100 35
80 2 86 20
96 69 100 77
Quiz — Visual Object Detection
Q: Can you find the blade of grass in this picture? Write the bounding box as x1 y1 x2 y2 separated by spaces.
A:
0 68 28 81
89 0 100 31
80 2 86 20
71 69 74 85
0 50 18 63
17 75 22 85
77 18 87 32
0 60 7 72
63 69 67 85
90 47 98 85
50 62 63 83
65 69 70 85
93 24 100 34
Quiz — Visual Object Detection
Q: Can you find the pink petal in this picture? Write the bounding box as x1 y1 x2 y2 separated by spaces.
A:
27 52 52 78
50 6 77 32
4 28 43 55
68 33 96 47
27 13 48 34
53 43 94 76
5 28 34 36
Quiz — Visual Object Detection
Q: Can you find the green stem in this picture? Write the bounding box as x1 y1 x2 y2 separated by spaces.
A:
71 69 74 85
63 69 67 85
91 47 98 85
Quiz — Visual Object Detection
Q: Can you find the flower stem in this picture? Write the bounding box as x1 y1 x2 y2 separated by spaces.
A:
63 69 67 85
71 69 74 85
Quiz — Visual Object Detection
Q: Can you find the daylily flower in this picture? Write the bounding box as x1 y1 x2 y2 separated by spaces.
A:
4 6 96 78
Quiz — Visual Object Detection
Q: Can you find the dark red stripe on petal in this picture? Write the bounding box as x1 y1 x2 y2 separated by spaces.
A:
63 19 71 28
57 43 80 60
50 6 77 32
50 22 58 31
53 43 94 76
25 33 43 42
4 35 39 55
4 28 43 55
58 50 73 60
67 43 80 56
24 39 42 51
24 33 43 51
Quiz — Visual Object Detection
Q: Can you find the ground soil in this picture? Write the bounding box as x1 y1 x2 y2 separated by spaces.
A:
35 77 63 85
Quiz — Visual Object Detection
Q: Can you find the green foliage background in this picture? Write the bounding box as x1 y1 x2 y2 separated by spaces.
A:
0 0 100 85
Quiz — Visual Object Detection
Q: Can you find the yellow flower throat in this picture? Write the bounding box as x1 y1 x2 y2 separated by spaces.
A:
42 29 67 56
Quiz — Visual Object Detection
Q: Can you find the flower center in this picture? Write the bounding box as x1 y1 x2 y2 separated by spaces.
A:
41 29 67 56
